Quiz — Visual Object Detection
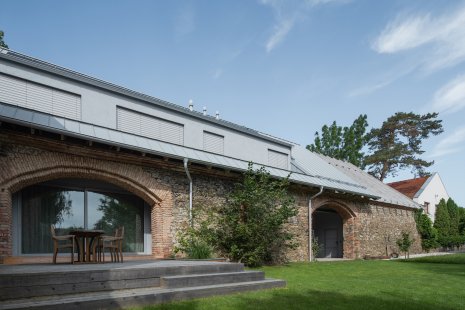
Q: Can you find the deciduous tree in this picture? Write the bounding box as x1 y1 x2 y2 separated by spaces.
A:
0 30 8 49
307 114 368 167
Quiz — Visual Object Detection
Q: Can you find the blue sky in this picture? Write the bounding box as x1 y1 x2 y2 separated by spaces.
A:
1 0 464 206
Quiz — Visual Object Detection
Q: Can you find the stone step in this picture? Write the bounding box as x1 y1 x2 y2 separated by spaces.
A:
0 279 286 310
0 262 245 301
161 271 265 288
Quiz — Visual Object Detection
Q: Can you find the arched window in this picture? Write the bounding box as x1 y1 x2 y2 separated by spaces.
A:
13 178 149 255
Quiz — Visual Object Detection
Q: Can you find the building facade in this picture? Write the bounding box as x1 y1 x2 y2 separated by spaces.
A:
0 49 421 263
388 173 450 221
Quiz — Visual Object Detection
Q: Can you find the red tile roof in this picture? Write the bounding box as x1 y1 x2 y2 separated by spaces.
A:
387 176 429 199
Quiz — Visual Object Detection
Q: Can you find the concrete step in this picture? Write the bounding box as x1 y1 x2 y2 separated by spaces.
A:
0 262 245 300
161 271 265 288
0 279 286 310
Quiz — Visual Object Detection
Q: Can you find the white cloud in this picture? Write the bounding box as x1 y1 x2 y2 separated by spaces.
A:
266 17 296 52
261 0 348 52
372 5 465 72
431 75 465 114
430 126 465 158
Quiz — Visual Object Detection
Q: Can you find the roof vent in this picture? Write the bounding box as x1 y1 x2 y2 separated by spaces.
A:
188 99 194 111
203 106 207 116
215 111 220 120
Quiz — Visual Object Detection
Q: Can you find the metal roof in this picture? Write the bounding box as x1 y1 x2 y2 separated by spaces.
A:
0 49 292 147
316 153 421 209
0 102 378 199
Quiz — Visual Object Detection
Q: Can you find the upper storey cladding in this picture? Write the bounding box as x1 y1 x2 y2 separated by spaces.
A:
0 49 378 199
0 49 292 168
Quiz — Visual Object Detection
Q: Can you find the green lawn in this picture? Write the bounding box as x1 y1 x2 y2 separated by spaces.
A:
139 254 465 310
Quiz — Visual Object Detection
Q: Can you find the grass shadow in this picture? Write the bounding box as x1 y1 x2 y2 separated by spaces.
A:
142 288 461 310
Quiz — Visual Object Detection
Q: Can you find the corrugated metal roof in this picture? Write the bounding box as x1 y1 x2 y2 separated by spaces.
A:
316 153 421 209
0 102 378 199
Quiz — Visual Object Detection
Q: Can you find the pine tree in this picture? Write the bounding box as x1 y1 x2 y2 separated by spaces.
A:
364 112 443 181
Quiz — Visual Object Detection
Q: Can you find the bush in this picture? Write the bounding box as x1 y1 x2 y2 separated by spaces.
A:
414 209 438 252
212 164 297 267
186 239 212 259
174 164 297 267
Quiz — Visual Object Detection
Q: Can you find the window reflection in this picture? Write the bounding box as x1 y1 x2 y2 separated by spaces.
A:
20 180 145 254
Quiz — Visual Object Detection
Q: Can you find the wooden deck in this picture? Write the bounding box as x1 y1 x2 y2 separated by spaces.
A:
0 259 285 309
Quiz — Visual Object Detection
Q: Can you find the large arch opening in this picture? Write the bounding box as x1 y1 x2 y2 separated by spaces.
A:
313 207 344 258
11 178 152 256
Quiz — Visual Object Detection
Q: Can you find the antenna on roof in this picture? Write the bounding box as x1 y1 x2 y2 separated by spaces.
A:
203 106 207 116
188 99 194 111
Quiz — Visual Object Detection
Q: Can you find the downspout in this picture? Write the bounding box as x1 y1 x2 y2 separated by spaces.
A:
308 186 324 262
183 158 193 226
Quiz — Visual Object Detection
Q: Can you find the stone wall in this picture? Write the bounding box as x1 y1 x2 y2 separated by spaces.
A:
0 131 422 262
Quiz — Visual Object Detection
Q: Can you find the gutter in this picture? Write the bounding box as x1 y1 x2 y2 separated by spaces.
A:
183 158 193 226
308 186 324 261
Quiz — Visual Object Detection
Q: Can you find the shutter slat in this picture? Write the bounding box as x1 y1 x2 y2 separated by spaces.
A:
117 107 184 145
0 73 81 120
203 131 224 154
268 149 288 169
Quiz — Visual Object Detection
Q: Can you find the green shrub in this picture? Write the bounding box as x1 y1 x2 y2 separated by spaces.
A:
186 239 212 259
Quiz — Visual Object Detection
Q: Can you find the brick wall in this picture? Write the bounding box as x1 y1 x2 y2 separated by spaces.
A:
0 131 421 262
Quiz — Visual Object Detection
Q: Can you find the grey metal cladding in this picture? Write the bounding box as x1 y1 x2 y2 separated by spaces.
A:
0 73 27 106
117 107 184 145
32 112 50 127
203 131 224 154
268 149 289 170
0 101 379 199
0 72 81 120
0 50 291 147
291 145 359 185
316 153 420 208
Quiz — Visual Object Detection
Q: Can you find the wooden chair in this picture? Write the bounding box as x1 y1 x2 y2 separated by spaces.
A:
98 227 124 263
50 224 75 264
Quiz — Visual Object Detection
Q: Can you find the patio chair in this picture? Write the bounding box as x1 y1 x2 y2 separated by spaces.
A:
50 224 75 264
98 226 124 263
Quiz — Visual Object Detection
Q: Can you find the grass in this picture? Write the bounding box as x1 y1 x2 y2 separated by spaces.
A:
137 254 465 310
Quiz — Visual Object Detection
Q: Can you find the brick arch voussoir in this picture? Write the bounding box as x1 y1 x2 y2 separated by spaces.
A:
2 166 162 207
312 199 356 220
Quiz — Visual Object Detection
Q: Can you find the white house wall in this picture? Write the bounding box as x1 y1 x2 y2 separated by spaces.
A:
414 173 449 221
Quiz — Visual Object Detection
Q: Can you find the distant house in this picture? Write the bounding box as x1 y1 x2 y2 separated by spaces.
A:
388 173 449 221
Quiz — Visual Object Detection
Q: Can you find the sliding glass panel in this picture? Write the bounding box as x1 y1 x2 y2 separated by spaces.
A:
88 191 144 252
21 186 84 254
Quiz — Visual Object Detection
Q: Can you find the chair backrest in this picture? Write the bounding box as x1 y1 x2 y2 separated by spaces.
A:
50 224 56 237
116 226 124 238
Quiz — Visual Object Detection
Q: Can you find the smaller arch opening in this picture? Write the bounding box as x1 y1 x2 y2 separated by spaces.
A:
313 207 344 258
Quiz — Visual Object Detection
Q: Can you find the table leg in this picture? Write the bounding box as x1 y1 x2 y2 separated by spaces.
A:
76 237 84 262
85 237 91 262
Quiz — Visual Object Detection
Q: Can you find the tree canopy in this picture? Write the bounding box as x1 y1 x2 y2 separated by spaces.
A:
0 30 8 49
434 198 464 249
364 112 443 181
307 114 368 167
308 112 443 181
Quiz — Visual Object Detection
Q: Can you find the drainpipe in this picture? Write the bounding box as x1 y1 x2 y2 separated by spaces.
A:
308 186 324 262
183 158 193 226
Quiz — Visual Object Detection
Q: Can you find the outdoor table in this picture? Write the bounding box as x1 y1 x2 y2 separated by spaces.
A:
70 230 104 263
